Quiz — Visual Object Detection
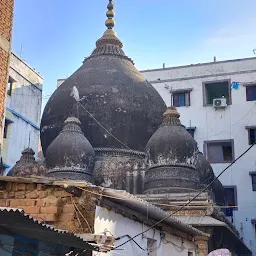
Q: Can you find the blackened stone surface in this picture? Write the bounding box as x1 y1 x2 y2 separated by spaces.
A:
93 148 145 193
146 125 198 168
145 166 200 194
7 148 47 177
46 117 95 181
145 107 200 193
41 54 166 155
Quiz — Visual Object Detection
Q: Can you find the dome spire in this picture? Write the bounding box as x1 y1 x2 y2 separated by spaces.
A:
162 106 181 126
84 0 135 64
105 0 115 30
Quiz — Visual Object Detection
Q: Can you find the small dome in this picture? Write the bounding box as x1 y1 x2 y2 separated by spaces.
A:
196 152 224 205
45 117 95 181
144 107 200 193
7 148 47 177
146 107 198 168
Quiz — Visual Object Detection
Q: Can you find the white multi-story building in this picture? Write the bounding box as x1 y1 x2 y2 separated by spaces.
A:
1 53 43 175
141 57 256 255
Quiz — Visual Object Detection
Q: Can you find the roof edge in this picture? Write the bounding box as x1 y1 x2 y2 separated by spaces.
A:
140 56 256 73
11 52 44 79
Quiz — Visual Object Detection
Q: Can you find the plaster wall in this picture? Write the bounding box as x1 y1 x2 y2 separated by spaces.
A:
94 205 196 256
2 53 43 174
142 57 256 255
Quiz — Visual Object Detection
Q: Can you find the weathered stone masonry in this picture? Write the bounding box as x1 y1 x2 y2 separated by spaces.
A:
0 0 14 145
0 179 101 234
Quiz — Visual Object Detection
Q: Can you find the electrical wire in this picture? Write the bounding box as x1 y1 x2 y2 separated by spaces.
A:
75 184 256 213
115 235 146 251
78 102 136 151
201 104 256 187
112 141 256 250
72 199 92 233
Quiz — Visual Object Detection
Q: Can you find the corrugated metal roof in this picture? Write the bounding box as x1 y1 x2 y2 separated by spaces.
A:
174 216 226 227
174 215 252 254
0 177 209 238
102 188 210 237
0 207 113 252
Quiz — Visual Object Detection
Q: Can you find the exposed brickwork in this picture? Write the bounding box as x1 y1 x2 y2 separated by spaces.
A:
0 0 14 146
195 236 209 256
0 181 100 234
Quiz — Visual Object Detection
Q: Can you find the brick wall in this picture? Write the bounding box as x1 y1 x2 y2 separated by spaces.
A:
0 181 100 234
0 0 14 147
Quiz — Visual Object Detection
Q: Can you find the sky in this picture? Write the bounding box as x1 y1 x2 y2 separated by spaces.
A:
12 0 256 109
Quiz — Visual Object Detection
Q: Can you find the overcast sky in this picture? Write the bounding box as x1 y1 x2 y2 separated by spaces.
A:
12 0 256 107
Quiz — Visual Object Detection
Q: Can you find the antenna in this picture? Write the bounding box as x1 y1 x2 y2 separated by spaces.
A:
170 87 173 106
20 44 23 58
28 131 31 148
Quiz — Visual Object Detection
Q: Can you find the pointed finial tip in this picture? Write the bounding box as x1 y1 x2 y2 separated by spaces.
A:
105 0 115 29
163 106 180 118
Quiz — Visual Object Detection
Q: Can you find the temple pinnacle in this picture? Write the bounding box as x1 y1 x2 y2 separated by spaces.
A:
105 0 115 29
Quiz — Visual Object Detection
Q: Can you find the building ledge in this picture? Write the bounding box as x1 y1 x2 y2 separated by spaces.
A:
6 107 40 130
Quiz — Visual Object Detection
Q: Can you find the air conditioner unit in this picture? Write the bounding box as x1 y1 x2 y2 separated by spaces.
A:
213 98 227 108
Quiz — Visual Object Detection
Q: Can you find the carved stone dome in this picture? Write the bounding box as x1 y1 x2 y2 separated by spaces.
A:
144 107 200 194
40 2 166 156
7 148 47 177
45 117 95 181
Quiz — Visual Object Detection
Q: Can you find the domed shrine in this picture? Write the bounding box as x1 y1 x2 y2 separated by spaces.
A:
7 2 249 254
40 0 166 191
8 0 226 202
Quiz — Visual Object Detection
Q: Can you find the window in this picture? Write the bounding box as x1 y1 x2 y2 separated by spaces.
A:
252 175 256 191
172 90 191 107
3 119 12 139
203 81 230 105
249 172 256 191
247 127 256 145
224 186 238 210
6 77 13 96
246 85 256 101
204 140 234 163
251 219 256 235
186 127 196 138
3 121 9 138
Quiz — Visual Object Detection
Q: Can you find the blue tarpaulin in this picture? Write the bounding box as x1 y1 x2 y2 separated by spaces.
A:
231 82 239 90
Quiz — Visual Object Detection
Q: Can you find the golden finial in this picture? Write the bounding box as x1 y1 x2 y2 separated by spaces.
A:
163 106 180 119
105 0 115 29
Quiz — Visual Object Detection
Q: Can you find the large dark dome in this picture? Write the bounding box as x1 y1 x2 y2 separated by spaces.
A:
40 6 166 155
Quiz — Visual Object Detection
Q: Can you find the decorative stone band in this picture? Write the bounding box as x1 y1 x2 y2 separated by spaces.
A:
84 46 134 64
94 148 145 158
144 165 201 194
147 162 197 170
48 167 93 181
